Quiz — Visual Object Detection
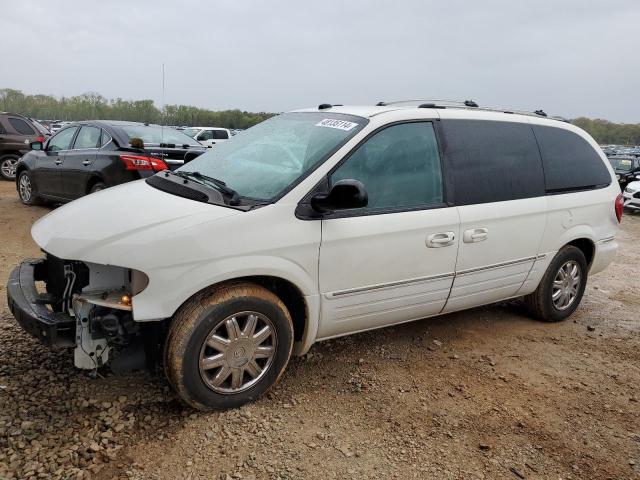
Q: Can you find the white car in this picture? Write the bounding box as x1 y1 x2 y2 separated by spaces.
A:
622 179 640 212
182 127 231 148
7 102 622 410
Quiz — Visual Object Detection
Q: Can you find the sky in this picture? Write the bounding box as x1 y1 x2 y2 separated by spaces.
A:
2 0 639 122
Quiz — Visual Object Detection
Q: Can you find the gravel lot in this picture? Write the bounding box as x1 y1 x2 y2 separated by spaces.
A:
0 180 639 480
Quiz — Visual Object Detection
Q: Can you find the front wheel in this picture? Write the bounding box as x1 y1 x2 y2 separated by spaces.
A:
164 282 294 410
17 170 41 205
524 245 588 322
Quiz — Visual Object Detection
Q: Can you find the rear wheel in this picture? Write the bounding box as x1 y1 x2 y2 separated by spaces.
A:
17 170 41 205
89 182 106 194
0 154 20 180
164 282 294 410
524 246 588 322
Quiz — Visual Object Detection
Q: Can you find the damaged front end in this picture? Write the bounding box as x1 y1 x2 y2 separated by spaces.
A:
7 253 153 371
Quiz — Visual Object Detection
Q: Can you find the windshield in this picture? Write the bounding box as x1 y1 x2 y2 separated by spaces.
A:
609 157 633 172
178 112 367 201
119 124 201 147
182 128 200 138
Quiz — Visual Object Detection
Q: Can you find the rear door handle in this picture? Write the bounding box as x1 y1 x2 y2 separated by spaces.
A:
82 160 91 166
54 159 62 165
426 232 455 248
463 227 488 243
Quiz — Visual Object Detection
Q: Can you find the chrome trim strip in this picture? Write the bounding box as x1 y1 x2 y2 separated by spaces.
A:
328 272 455 298
456 256 536 276
597 236 615 244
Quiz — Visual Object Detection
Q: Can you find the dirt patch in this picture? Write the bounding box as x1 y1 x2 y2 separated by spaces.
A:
0 180 638 479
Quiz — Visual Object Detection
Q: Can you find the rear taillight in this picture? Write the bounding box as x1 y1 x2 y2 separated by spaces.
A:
615 193 624 223
35 136 45 142
120 154 168 172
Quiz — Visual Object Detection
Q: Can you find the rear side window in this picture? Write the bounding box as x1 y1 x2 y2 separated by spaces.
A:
532 125 611 192
331 122 443 210
100 130 112 147
440 120 545 205
8 117 35 135
73 126 102 149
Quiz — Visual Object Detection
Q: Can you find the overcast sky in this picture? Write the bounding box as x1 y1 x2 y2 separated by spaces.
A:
2 0 639 122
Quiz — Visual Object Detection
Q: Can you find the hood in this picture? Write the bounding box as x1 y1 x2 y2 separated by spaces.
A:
32 179 240 265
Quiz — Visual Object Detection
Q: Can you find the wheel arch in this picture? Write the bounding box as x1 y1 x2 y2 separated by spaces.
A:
86 174 105 194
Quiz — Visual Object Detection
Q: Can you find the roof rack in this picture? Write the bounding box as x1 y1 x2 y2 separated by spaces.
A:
374 99 565 121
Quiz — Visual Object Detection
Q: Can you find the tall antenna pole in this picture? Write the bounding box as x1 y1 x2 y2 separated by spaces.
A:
161 62 165 144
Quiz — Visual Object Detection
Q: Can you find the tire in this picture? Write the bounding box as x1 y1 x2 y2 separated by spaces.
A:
0 154 20 180
17 170 41 205
524 245 588 322
89 182 106 194
164 282 294 410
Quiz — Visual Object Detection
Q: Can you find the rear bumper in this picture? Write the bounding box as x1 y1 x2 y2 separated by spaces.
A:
590 238 619 276
6 259 75 347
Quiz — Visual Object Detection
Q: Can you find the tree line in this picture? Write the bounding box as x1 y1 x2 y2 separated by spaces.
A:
0 88 273 129
2 88 639 144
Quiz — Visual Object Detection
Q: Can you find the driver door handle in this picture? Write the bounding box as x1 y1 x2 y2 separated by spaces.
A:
82 160 91 166
463 227 489 243
54 159 62 165
426 232 455 248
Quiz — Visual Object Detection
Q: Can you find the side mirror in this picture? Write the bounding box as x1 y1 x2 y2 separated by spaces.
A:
311 179 368 213
30 141 43 151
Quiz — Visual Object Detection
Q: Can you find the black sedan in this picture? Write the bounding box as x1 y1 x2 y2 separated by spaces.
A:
15 120 206 205
608 155 640 190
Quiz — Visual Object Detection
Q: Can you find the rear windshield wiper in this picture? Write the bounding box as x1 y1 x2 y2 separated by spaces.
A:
173 170 241 205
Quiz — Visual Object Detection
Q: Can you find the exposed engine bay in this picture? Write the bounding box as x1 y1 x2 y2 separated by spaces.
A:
36 253 153 371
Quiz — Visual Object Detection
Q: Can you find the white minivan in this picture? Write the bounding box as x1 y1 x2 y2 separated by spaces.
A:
7 102 622 410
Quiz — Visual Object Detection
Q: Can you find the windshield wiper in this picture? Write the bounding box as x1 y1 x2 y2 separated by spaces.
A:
173 171 241 205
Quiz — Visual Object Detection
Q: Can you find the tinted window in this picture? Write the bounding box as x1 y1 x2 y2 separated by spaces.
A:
331 122 443 210
440 120 544 205
0 121 5 134
533 125 611 192
48 127 78 151
8 118 35 135
73 126 101 149
213 130 229 140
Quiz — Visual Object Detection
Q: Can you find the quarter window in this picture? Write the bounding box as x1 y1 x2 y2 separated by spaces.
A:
532 125 611 192
48 127 78 151
8 117 35 135
213 130 229 140
73 126 101 149
440 120 545 205
100 130 112 147
330 122 444 210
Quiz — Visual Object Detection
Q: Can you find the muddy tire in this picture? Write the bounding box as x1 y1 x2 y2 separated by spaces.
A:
524 246 588 322
164 282 294 410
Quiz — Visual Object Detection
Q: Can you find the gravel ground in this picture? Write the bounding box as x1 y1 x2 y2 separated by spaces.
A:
0 180 639 480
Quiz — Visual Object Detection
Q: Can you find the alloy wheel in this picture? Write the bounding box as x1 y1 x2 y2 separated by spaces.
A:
18 174 32 202
1 158 18 179
199 311 277 394
552 260 581 310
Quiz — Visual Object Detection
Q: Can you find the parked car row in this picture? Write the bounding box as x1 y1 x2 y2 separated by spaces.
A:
15 120 205 204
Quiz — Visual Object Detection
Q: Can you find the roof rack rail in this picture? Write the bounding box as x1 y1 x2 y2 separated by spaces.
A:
374 99 562 121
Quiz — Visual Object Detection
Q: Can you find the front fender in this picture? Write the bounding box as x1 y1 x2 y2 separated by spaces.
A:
132 254 318 322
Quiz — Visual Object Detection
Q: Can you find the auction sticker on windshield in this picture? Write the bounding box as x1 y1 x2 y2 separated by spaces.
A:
315 119 359 131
